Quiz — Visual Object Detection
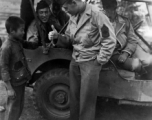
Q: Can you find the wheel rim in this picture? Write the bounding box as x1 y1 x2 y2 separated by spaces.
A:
43 83 70 118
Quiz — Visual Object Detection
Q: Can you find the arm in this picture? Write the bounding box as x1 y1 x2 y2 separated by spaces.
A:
48 24 72 48
118 19 138 63
0 46 11 82
22 40 38 49
56 23 72 48
122 19 138 56
26 20 39 43
0 45 15 97
95 11 116 65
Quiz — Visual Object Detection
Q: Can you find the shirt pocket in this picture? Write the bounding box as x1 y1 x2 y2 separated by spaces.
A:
13 60 24 71
82 34 94 48
12 47 25 71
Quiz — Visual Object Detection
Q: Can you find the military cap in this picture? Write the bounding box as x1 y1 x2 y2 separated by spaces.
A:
101 0 117 9
54 0 71 5
36 0 49 11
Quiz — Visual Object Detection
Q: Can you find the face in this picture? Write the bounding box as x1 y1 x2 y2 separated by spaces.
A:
62 2 78 15
12 24 25 40
38 8 50 23
104 8 116 20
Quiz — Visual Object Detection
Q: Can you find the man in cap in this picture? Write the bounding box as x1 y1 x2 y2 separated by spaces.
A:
48 0 116 120
27 0 69 53
101 0 152 79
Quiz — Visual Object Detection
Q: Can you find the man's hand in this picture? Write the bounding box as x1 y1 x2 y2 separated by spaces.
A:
118 52 129 63
48 25 59 41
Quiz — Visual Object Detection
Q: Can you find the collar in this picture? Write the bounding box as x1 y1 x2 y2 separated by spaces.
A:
116 14 126 24
8 35 22 45
70 3 91 23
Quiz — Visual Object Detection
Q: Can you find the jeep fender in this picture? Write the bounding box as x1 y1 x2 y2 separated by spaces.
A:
24 47 72 84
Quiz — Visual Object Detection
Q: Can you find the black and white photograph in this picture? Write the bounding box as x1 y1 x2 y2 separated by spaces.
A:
0 0 152 120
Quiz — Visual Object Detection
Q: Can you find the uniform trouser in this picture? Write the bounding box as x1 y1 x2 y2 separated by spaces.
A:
70 59 102 120
133 45 152 79
112 45 152 78
133 45 152 67
5 83 26 120
111 54 142 72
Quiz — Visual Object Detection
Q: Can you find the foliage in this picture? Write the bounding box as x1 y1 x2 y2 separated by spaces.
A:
117 0 146 26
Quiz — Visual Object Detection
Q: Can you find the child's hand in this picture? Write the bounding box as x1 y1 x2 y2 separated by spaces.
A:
7 88 16 99
4 81 16 99
0 106 5 112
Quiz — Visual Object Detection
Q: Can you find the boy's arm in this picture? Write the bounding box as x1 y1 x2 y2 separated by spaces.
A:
22 40 39 49
0 46 15 97
0 46 11 82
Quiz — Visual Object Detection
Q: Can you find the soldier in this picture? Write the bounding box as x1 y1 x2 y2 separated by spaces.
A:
101 0 152 79
48 0 116 120
0 16 38 120
27 0 69 54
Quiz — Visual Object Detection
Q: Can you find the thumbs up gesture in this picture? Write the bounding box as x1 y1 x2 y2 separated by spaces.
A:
48 25 59 41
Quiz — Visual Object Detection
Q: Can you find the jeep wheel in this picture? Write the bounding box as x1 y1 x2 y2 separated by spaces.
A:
33 68 70 120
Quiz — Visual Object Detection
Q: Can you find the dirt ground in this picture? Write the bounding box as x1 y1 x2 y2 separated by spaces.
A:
19 87 45 120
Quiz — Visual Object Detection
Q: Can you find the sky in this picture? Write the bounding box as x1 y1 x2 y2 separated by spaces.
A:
0 0 21 37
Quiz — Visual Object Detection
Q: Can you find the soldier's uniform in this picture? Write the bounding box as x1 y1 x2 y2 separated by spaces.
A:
56 3 116 120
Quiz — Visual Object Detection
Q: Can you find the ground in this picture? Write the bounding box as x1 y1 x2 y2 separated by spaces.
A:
19 88 45 120
20 87 152 120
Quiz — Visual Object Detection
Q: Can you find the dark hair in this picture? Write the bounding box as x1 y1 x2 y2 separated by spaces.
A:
101 0 117 10
36 0 49 12
54 0 72 5
5 16 25 34
52 1 62 12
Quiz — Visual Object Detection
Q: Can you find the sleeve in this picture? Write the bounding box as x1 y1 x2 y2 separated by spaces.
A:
95 11 116 65
122 19 138 56
0 46 11 82
22 40 38 49
63 12 70 24
56 21 72 48
26 20 39 43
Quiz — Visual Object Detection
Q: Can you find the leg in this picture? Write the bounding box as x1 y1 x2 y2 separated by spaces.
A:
70 59 81 120
133 45 152 79
79 60 101 120
133 45 152 67
111 54 142 72
7 83 26 120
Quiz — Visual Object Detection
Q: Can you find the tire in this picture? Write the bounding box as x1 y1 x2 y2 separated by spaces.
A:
33 68 70 120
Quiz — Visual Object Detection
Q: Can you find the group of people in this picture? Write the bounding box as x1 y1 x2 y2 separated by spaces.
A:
0 0 152 120
26 0 69 53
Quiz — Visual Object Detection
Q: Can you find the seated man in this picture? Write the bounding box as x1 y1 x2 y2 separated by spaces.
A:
101 0 152 79
27 0 69 53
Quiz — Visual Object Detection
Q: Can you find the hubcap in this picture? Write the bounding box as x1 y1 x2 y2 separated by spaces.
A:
54 91 67 104
43 83 70 117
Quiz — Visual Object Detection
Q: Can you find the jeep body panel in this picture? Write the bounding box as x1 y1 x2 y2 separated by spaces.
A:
24 47 72 74
98 70 152 102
